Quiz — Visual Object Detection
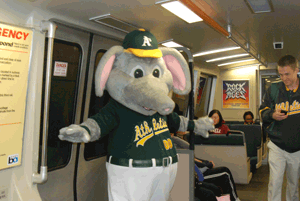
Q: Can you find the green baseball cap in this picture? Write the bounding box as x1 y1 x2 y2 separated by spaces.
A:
122 28 162 58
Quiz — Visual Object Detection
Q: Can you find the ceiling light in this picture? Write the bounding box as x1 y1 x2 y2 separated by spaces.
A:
206 53 249 62
89 13 139 33
244 0 274 14
218 59 255 66
161 41 183 47
193 47 241 57
160 1 203 23
226 64 259 70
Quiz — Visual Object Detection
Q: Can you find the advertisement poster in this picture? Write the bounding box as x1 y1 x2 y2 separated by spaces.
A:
0 23 32 170
196 77 206 105
222 80 250 109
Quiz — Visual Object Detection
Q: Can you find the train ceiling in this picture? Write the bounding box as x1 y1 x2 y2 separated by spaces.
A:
27 0 300 70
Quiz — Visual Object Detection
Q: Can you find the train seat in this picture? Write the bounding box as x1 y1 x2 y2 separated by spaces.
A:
226 121 244 125
228 124 262 171
188 132 252 184
226 120 260 125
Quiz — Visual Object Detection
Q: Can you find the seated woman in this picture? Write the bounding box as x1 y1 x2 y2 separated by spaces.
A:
171 134 240 201
243 111 254 125
208 109 229 134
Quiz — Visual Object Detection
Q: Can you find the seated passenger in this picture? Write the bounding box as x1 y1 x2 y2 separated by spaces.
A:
194 172 222 201
171 134 240 201
243 111 254 125
208 109 229 134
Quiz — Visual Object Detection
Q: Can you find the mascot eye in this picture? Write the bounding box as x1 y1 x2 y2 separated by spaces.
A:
132 69 144 78
152 68 160 78
130 66 145 78
134 69 144 78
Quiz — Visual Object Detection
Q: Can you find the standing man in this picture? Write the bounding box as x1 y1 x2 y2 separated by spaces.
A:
259 55 300 201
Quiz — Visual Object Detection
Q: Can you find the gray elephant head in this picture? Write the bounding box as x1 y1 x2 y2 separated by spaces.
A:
94 31 191 116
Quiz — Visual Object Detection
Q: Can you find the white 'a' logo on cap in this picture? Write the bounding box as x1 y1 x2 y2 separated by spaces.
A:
142 36 152 47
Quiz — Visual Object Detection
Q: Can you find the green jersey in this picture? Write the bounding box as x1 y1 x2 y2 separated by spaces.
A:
88 99 180 160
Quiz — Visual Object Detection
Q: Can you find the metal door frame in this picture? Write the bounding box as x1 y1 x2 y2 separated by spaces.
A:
37 22 90 201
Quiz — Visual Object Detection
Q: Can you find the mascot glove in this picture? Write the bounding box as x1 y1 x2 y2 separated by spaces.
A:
58 124 91 143
194 116 215 138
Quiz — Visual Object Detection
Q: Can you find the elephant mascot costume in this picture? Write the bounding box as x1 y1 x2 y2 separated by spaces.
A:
59 29 214 201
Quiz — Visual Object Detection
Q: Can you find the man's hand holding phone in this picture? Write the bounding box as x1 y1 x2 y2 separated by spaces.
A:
272 109 288 121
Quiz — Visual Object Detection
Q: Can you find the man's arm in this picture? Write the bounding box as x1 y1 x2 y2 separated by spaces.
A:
259 87 275 123
259 85 288 122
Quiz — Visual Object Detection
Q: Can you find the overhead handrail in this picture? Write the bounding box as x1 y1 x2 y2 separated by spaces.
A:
32 21 57 184
227 25 268 67
180 0 268 67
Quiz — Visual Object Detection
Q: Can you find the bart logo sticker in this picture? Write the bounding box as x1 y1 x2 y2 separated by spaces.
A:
142 36 152 47
7 154 18 165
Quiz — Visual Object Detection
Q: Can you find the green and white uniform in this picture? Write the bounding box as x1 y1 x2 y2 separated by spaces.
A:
87 99 180 160
84 99 181 201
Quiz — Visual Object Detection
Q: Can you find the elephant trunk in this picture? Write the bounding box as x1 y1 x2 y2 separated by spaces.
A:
124 78 175 115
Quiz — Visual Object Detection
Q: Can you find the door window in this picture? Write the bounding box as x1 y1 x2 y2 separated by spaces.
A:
40 39 82 171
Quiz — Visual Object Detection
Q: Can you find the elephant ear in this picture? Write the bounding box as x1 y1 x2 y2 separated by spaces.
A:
95 46 124 97
160 47 191 95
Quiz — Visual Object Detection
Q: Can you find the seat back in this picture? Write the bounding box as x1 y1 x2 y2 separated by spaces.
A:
193 133 244 146
169 149 194 201
226 121 244 125
190 131 252 184
228 124 262 157
228 124 263 171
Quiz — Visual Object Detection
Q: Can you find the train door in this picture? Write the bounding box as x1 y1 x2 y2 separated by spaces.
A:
37 22 90 201
76 35 121 201
36 22 121 201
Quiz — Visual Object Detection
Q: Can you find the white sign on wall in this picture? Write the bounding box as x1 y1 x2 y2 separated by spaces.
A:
53 61 68 77
0 23 32 170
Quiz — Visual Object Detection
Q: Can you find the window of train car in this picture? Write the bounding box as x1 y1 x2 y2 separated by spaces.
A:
84 50 111 161
40 39 82 171
194 74 214 118
171 73 214 118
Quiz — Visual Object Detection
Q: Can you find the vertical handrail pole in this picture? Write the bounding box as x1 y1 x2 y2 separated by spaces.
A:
187 61 195 150
32 21 57 184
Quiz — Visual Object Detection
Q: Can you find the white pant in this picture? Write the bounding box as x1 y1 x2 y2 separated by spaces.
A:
268 141 300 201
106 162 178 201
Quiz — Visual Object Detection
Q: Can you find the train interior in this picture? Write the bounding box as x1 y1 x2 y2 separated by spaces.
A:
1 0 300 200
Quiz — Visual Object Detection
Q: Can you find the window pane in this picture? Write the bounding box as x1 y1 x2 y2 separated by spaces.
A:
195 74 213 118
40 39 82 171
